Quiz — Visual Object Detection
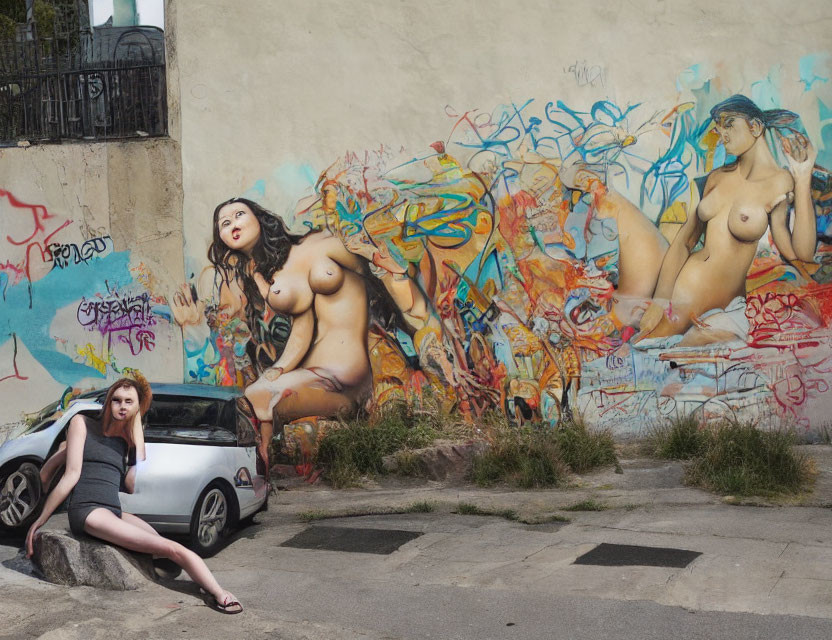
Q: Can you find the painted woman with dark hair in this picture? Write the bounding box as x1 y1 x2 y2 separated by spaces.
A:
566 94 818 345
209 197 306 372
171 199 296 383
172 197 410 464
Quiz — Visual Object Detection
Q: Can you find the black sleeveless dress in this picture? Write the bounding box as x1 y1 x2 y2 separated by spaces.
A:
66 414 129 536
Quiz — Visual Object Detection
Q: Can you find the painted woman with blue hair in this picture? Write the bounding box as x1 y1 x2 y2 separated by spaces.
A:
568 94 818 346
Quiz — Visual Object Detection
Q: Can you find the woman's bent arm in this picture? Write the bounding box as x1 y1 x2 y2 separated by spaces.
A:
130 412 146 463
653 198 704 300
774 135 817 262
268 307 315 375
789 154 818 262
121 412 145 495
26 416 86 556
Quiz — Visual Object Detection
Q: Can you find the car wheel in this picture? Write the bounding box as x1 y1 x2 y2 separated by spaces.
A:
0 462 43 532
189 481 234 557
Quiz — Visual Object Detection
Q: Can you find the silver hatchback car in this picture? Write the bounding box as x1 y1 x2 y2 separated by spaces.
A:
0 384 268 556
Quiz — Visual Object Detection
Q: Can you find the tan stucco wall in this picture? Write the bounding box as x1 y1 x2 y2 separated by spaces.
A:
174 0 831 246
0 0 185 425
170 0 832 434
3 0 831 429
0 139 184 424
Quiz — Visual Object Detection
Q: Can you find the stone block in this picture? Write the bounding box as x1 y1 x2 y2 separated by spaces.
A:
383 441 489 481
33 530 156 590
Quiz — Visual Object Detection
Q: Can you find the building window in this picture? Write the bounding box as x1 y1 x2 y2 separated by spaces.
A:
0 0 166 145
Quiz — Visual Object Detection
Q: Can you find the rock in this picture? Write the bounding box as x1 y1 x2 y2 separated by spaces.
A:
33 530 157 590
270 464 300 478
383 441 489 481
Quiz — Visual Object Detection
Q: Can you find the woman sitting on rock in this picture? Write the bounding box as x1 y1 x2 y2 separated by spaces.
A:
25 376 243 614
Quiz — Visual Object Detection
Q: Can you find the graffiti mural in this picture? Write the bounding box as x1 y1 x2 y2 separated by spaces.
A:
0 188 174 422
180 60 832 437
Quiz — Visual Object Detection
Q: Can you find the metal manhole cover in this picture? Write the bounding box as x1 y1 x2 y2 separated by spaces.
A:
281 526 422 555
573 543 701 568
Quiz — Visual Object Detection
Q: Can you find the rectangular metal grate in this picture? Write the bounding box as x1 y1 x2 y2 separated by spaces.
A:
281 526 423 555
573 543 701 568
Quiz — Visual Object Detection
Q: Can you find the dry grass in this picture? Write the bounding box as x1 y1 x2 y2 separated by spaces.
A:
470 413 617 488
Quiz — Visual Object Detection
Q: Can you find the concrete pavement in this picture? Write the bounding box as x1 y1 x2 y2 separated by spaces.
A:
1 446 831 638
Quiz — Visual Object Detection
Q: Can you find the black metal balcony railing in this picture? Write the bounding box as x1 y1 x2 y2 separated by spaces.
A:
0 11 167 144
1 62 167 142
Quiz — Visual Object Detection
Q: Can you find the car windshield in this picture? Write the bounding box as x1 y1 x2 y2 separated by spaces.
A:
144 396 237 446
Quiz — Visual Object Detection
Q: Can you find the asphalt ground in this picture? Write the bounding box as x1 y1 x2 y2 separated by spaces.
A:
1 446 831 639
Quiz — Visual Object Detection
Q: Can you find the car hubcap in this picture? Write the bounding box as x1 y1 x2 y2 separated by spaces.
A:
0 469 38 527
197 488 227 548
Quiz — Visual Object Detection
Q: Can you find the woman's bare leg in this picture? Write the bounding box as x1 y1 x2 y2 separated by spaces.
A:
245 368 358 422
257 420 273 469
84 508 237 606
560 165 670 326
598 190 669 301
274 386 356 423
121 512 161 536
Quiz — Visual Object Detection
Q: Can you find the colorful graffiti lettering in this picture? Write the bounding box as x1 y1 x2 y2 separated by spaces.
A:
77 289 156 356
0 188 169 397
1 188 72 287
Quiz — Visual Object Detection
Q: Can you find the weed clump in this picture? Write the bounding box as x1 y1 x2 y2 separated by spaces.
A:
471 426 570 488
404 500 437 513
316 399 618 489
650 415 813 497
470 413 617 488
316 397 461 487
686 421 812 496
562 499 608 512
650 414 707 459
455 502 519 520
555 418 617 473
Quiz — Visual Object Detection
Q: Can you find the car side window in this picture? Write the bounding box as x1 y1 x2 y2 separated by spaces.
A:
220 398 256 447
235 402 257 448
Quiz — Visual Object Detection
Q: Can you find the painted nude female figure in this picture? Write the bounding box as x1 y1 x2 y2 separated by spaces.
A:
567 95 818 345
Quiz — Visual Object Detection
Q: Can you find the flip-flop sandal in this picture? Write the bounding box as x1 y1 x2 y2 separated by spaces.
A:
202 591 244 614
213 597 243 614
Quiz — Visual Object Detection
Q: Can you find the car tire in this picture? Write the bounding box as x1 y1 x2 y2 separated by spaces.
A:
0 462 43 533
189 481 235 557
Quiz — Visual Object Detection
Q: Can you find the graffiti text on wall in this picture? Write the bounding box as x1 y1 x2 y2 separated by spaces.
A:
77 289 156 356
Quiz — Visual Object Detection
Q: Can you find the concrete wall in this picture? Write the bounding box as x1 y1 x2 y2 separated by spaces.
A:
0 0 184 425
4 0 832 436
171 0 832 435
175 0 832 220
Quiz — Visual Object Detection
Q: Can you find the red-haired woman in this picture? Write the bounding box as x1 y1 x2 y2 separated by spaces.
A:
26 377 242 614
